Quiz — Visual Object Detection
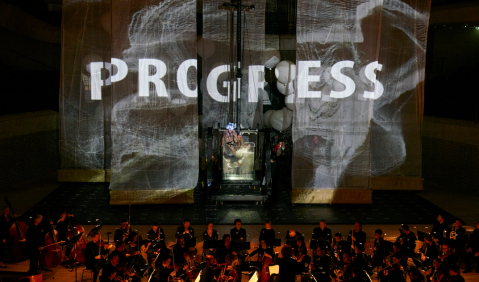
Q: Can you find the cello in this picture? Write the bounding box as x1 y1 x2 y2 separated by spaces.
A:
258 253 273 282
39 204 62 267
4 197 27 260
65 216 86 262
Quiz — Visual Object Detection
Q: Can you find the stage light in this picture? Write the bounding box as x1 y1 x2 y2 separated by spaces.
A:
476 27 479 30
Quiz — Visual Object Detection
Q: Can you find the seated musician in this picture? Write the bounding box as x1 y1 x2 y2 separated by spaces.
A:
230 219 246 243
440 242 455 270
176 218 194 240
347 222 366 250
352 245 368 272
114 239 146 278
214 234 237 264
371 229 386 269
277 245 299 282
55 210 74 261
152 255 183 282
431 214 449 243
407 268 426 282
102 252 140 282
464 220 479 273
211 266 223 282
248 239 274 260
0 205 16 268
448 264 465 282
259 219 275 247
285 229 302 250
380 253 404 282
332 232 349 264
85 232 109 282
396 224 417 257
311 243 331 282
427 257 449 282
392 242 407 270
147 221 166 247
335 252 353 282
173 235 190 266
313 219 332 251
127 232 148 274
350 267 365 282
294 236 310 274
418 234 438 268
203 222 218 256
113 219 130 243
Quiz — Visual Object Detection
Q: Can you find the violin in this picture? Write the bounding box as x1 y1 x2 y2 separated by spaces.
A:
4 197 27 260
223 254 239 282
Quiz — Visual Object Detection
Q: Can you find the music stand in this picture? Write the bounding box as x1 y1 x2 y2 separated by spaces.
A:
238 241 251 250
272 238 281 247
69 232 84 282
203 240 220 250
188 237 197 247
417 231 427 242
87 222 103 237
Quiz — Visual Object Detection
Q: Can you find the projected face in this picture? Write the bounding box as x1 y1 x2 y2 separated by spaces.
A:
295 0 428 189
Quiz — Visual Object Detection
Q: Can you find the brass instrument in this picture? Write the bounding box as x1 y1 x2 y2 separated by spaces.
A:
450 223 456 240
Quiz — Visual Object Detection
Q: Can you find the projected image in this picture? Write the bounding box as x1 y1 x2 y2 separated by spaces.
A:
293 0 428 191
221 124 255 180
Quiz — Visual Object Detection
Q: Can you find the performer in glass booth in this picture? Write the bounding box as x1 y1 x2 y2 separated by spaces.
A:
222 123 244 169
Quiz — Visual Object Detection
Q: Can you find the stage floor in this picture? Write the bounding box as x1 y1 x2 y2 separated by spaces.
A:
19 179 458 226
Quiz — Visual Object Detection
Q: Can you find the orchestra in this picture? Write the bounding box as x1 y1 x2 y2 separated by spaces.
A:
0 204 477 282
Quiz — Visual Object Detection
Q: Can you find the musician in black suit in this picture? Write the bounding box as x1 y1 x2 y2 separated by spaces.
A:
0 205 15 267
26 214 46 274
176 218 194 240
85 232 109 282
464 221 479 273
113 219 130 242
313 220 332 249
347 222 366 250
312 243 331 282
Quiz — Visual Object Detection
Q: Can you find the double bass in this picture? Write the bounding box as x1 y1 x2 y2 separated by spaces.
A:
39 204 62 268
4 197 27 260
66 216 86 262
258 253 273 282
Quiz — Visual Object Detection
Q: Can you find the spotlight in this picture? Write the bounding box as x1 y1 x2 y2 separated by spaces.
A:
476 27 479 30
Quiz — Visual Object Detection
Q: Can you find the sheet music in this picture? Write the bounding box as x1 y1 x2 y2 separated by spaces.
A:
248 271 259 282
269 265 279 275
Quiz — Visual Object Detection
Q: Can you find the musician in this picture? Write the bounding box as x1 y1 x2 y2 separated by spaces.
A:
396 224 417 257
311 244 331 282
451 219 466 265
125 232 148 277
464 221 479 273
431 214 449 242
347 222 366 250
176 218 194 240
335 252 353 282
0 205 15 267
313 220 332 250
352 245 368 271
103 252 140 282
85 232 109 282
147 222 166 263
408 268 425 282
114 219 130 242
332 232 349 264
203 222 218 256
214 234 237 264
259 219 275 247
153 255 182 282
447 264 465 282
277 244 299 282
25 214 46 274
230 219 246 243
440 243 455 270
371 229 386 269
285 229 302 250
419 234 439 268
391 242 407 270
380 253 404 282
351 267 365 282
211 266 222 282
173 235 190 265
99 252 118 282
55 210 74 261
294 236 310 274
429 257 449 282
248 239 274 260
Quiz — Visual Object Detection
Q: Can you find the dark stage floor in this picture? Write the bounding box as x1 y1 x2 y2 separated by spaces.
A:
20 174 457 226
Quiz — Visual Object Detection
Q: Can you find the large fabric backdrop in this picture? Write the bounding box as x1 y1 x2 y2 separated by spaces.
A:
60 0 430 204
